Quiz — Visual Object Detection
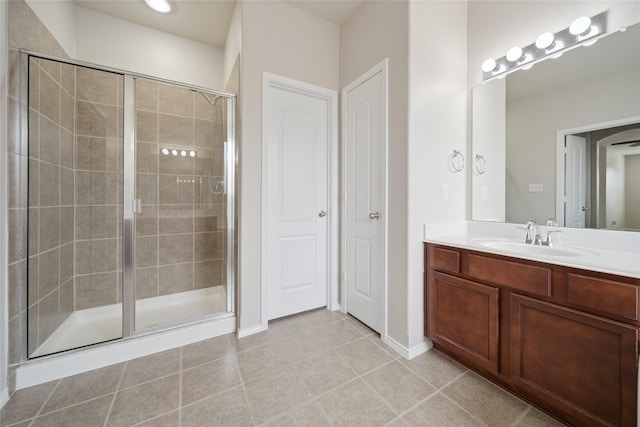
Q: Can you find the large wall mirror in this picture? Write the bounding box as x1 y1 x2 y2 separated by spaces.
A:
472 22 640 231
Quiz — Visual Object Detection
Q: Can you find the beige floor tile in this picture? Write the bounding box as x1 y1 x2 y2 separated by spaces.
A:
344 316 375 335
367 335 402 359
401 349 466 389
0 380 57 426
181 387 254 427
318 379 396 426
119 349 180 390
132 410 179 427
337 337 395 375
316 319 366 348
31 395 113 427
236 342 292 382
181 355 241 405
515 407 567 427
443 371 528 427
293 350 357 397
402 393 484 427
182 335 235 369
41 363 124 413
268 314 310 340
385 416 410 426
261 401 331 426
107 374 180 427
300 308 347 326
244 368 312 425
363 360 436 413
228 330 274 353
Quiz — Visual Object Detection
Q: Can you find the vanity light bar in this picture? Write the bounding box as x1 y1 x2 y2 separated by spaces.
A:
481 12 607 81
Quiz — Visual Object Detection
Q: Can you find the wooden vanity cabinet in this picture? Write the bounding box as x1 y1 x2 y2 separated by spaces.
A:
424 242 640 427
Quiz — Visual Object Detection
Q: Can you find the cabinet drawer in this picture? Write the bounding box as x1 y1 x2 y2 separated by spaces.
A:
468 254 551 297
567 274 639 321
429 246 460 274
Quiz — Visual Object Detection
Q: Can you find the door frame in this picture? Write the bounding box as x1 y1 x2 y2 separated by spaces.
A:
340 59 388 337
261 72 339 330
555 115 640 227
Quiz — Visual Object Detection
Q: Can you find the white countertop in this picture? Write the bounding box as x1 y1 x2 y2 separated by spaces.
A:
424 222 640 279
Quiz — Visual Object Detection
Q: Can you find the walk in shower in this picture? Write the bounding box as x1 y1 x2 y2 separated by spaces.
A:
20 51 235 358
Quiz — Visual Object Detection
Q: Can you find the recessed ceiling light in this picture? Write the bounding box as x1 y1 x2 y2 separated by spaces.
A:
145 0 171 14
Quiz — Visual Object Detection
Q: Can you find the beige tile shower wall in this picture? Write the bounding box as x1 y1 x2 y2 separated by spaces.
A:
27 58 76 352
134 79 226 301
74 67 123 310
6 0 71 391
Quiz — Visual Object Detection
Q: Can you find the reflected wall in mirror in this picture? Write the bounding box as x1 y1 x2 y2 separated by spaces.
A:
472 22 640 231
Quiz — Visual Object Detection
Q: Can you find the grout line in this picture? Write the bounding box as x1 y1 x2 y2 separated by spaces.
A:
439 391 491 426
26 378 61 426
509 405 531 427
102 360 127 427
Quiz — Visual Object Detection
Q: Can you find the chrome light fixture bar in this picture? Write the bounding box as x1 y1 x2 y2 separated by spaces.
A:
481 12 607 81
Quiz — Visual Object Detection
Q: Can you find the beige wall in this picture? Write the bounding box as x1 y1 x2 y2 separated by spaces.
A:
74 6 224 90
24 0 76 57
341 0 410 348
238 0 339 332
408 0 468 350
223 2 242 91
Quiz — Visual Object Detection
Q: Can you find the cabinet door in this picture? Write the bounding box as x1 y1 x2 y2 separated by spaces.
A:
428 272 499 373
511 294 638 427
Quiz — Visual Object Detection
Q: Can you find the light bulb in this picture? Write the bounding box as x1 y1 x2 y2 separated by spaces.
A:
171 149 178 156
506 46 524 62
181 150 187 157
481 58 498 73
145 0 171 13
161 148 169 155
535 32 555 50
189 150 196 158
570 16 591 36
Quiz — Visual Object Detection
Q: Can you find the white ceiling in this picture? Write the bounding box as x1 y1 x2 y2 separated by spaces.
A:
74 0 362 48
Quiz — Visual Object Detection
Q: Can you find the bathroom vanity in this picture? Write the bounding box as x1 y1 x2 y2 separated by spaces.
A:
424 241 640 427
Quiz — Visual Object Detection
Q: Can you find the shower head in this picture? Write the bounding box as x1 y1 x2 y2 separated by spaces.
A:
200 92 221 107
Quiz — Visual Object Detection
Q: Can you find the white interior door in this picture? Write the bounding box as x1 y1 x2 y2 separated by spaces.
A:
343 62 387 334
264 76 332 320
565 134 587 227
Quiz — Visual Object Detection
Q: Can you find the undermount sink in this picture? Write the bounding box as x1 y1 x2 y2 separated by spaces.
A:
473 240 598 258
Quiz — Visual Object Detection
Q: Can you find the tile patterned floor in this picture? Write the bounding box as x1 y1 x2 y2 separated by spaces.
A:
0 309 566 426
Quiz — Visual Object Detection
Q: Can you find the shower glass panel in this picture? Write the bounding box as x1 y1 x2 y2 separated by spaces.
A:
23 51 236 359
26 56 125 357
133 78 229 331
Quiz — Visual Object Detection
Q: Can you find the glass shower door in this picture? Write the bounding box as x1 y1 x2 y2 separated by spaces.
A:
132 77 229 332
25 54 125 357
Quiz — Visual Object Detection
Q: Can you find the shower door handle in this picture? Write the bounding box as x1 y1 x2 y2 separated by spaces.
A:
133 199 143 214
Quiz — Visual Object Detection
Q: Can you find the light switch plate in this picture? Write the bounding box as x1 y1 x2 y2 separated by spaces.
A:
528 183 543 192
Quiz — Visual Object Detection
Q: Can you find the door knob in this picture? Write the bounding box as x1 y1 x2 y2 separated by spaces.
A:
318 210 327 218
369 211 380 220
581 206 590 212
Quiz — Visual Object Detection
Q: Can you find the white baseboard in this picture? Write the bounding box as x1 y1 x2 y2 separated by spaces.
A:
0 387 9 410
237 323 267 338
16 315 235 390
383 335 433 359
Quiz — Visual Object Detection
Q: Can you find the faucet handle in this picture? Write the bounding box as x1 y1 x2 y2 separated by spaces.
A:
546 218 558 226
544 230 562 247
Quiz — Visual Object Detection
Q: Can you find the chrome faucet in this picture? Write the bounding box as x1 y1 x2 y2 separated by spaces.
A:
519 220 541 244
542 230 561 247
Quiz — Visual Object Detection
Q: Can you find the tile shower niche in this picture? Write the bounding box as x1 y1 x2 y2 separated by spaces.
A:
20 52 236 358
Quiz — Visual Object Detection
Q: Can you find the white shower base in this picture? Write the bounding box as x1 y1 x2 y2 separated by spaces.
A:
18 286 234 390
31 286 227 357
